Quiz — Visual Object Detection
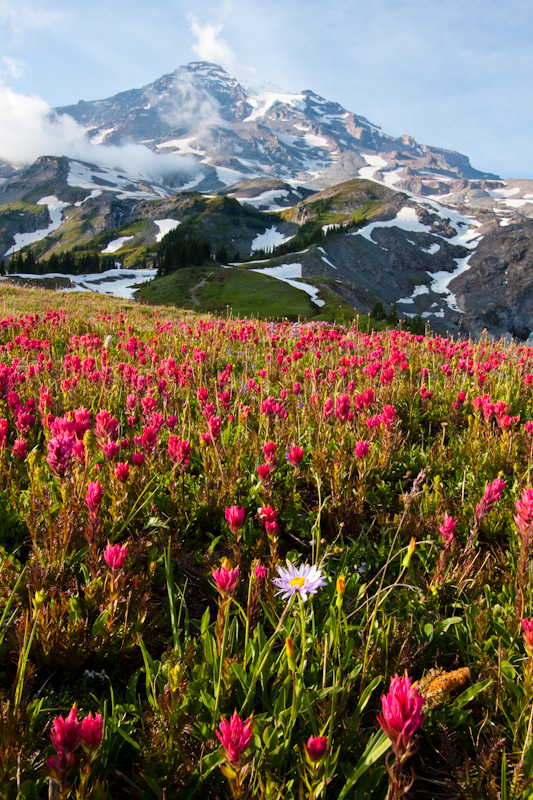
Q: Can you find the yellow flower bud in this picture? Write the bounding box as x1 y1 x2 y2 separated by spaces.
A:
336 576 346 610
33 590 47 609
285 636 296 671
402 537 416 569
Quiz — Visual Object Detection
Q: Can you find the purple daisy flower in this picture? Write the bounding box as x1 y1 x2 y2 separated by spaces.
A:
272 562 327 601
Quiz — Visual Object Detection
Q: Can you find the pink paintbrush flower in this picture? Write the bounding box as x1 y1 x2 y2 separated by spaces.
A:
216 712 254 766
263 440 277 463
522 618 533 655
286 445 305 466
475 478 507 522
212 565 239 595
50 704 82 753
46 435 74 477
225 506 245 535
305 735 328 763
115 462 130 483
168 436 191 468
80 712 103 752
438 513 456 546
354 441 370 460
103 543 128 571
377 674 425 758
85 481 103 515
514 488 533 547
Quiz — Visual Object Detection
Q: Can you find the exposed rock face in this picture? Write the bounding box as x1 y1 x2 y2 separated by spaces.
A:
451 220 533 338
0 156 71 205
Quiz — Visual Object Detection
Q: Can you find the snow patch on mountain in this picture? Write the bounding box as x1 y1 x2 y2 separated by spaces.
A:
420 201 483 247
488 187 520 199
0 268 154 298
381 168 405 189
232 188 290 211
67 160 168 199
351 207 431 243
156 137 205 155
154 219 181 242
500 198 532 208
276 131 329 149
421 243 441 254
358 153 388 180
244 92 307 122
397 284 431 308
101 236 134 254
89 127 118 145
208 164 250 187
250 262 324 306
5 196 69 255
251 226 293 252
317 247 337 269
428 254 473 313
74 189 102 206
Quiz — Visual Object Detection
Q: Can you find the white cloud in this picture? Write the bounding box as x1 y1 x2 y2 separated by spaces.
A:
0 0 64 38
1 55 25 79
0 83 198 179
186 13 282 94
188 15 238 74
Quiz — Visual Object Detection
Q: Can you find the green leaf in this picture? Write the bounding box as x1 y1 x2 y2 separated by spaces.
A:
200 691 215 711
165 540 180 652
232 662 248 690
501 749 508 800
91 609 110 637
451 679 492 709
356 676 382 715
147 515 169 529
337 730 390 800
140 772 164 799
115 724 141 750
200 606 211 637
16 778 42 800
438 616 463 632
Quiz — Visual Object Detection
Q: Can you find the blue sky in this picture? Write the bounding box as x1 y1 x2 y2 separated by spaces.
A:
1 0 532 178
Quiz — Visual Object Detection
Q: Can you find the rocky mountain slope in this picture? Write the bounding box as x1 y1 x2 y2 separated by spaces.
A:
1 61 533 339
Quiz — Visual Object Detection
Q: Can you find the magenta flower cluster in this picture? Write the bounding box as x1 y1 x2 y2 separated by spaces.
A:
47 704 103 783
377 674 425 757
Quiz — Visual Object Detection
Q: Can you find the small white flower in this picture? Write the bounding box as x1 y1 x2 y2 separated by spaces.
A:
272 562 327 601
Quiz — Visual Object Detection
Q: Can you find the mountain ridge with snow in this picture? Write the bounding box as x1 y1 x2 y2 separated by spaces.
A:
1 61 533 339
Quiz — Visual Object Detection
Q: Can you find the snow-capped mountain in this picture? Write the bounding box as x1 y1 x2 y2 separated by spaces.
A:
2 61 533 339
55 61 499 195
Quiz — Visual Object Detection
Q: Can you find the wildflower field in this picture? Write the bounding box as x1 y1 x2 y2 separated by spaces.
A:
1 284 533 799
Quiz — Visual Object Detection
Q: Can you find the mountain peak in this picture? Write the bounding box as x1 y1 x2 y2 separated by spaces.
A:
183 61 232 79
51 60 499 191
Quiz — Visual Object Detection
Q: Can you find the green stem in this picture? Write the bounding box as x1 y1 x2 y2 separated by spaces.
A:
240 600 293 715
13 608 40 715
298 595 307 673
213 599 231 726
243 572 254 671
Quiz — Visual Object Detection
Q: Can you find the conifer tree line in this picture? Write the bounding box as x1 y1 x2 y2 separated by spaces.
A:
155 235 213 276
154 231 240 276
2 234 241 278
1 250 117 276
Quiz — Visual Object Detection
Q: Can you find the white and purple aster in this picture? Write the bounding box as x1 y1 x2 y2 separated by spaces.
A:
272 562 327 601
